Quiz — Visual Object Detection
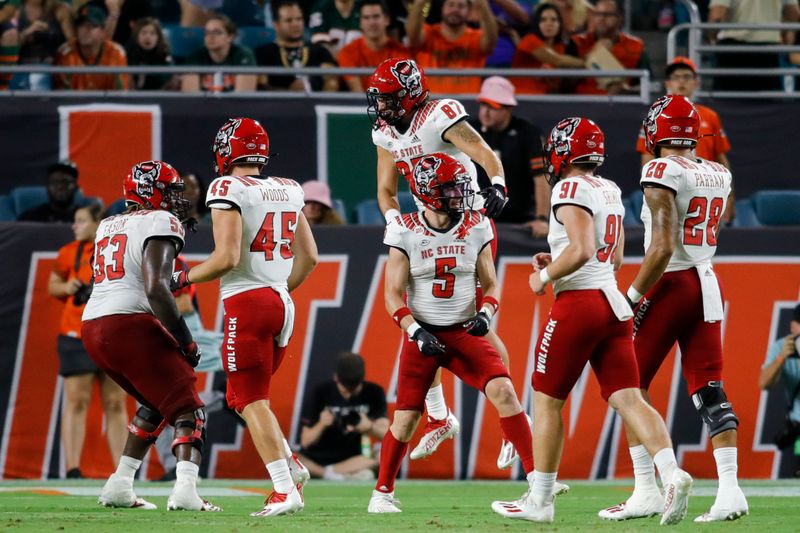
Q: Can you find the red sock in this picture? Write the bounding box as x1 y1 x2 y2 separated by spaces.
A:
500 411 534 474
375 431 408 493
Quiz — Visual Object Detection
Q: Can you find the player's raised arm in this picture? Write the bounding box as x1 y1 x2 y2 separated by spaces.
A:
405 0 427 49
185 209 243 284
628 186 677 301
376 146 401 215
287 212 319 292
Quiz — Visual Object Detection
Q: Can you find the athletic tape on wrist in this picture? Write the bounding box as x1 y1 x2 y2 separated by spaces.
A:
627 286 644 303
539 267 552 284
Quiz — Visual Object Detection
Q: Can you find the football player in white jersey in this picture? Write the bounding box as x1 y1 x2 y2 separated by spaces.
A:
170 118 317 517
599 96 747 523
82 161 220 512
367 57 520 469
492 118 692 525
368 152 535 514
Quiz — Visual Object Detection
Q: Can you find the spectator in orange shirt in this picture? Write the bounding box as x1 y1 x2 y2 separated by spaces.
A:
636 56 735 223
54 5 129 90
406 0 498 94
338 0 410 92
570 0 649 95
511 3 584 94
47 203 128 479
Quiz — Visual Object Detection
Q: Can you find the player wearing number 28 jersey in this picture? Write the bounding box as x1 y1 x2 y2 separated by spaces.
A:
493 118 692 525
170 118 318 518
604 96 747 524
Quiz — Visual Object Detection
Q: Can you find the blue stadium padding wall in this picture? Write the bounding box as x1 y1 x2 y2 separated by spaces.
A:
0 223 798 480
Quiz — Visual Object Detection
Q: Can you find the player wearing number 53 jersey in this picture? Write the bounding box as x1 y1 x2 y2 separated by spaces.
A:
605 96 747 524
170 118 317 517
494 118 692 525
82 161 220 513
367 153 535 515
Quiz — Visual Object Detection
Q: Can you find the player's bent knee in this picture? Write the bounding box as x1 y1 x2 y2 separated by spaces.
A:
692 381 739 438
129 405 167 443
607 387 643 411
171 408 206 453
485 378 517 407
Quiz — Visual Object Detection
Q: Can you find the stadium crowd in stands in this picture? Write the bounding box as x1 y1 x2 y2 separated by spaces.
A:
2 0 797 93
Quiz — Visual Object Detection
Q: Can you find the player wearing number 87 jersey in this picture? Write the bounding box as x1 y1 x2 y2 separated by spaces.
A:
170 117 318 517
603 96 747 524
494 118 692 525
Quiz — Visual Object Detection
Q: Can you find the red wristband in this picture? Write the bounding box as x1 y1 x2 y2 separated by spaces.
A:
392 306 413 327
482 296 499 315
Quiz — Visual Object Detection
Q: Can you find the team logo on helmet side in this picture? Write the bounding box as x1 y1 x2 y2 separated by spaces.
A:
214 118 242 159
645 96 672 141
550 117 581 157
390 60 422 99
413 155 441 196
132 161 161 199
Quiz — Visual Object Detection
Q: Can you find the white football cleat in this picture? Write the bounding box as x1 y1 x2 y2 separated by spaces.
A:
289 453 310 488
694 486 748 522
368 490 402 513
496 438 518 470
167 481 222 512
251 484 304 517
598 489 664 520
554 481 570 496
409 411 460 460
660 469 693 525
97 474 157 510
492 493 554 523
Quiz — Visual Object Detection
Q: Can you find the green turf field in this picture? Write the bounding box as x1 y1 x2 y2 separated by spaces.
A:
0 479 796 532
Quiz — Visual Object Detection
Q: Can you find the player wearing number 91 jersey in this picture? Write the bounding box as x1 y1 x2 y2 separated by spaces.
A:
605 96 746 524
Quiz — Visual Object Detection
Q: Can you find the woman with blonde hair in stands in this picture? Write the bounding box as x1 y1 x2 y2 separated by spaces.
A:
48 203 128 478
302 180 344 225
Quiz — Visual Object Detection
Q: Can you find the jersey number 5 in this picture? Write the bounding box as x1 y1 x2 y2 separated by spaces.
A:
432 257 456 298
93 234 128 283
250 211 297 260
684 197 724 246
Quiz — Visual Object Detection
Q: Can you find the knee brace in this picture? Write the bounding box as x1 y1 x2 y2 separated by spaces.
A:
128 405 167 443
691 381 739 438
171 408 206 453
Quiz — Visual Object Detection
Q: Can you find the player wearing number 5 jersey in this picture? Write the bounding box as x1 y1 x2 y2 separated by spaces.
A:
170 118 318 517
368 58 521 470
82 161 220 513
602 96 747 523
493 118 692 525
368 153 534 514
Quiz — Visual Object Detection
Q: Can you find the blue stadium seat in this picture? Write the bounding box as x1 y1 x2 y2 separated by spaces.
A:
331 198 347 223
622 197 641 226
398 192 418 213
628 189 643 220
752 190 800 225
162 25 205 63
0 195 15 221
236 26 275 51
731 198 761 228
11 186 48 215
105 198 127 216
355 199 384 225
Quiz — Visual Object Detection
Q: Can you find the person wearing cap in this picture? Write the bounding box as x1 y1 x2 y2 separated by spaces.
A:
302 180 345 225
636 56 734 222
759 303 800 476
19 161 87 222
470 76 549 237
53 4 129 90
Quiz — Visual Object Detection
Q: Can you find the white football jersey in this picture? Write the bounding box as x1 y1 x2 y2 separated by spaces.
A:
206 175 305 300
640 155 732 272
372 98 486 211
548 175 625 294
384 211 493 326
83 210 185 321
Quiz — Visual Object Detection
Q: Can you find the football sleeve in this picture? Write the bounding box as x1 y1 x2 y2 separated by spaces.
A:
206 176 245 211
640 157 682 194
433 99 469 140
550 178 595 222
382 223 409 256
148 211 186 253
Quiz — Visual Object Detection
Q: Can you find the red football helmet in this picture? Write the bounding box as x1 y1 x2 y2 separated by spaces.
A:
212 117 270 176
367 58 429 127
410 153 474 214
544 117 605 185
123 160 190 219
643 95 700 154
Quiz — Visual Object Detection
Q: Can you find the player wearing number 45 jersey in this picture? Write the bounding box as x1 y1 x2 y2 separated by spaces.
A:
599 95 748 523
82 161 220 513
171 118 317 517
368 153 535 515
368 58 522 470
493 118 692 525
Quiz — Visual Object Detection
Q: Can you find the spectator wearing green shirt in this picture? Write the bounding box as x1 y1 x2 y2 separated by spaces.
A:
181 13 256 92
0 0 21 90
309 0 362 57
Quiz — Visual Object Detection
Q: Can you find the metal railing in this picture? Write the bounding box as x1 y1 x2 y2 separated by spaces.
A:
0 65 653 103
667 22 800 64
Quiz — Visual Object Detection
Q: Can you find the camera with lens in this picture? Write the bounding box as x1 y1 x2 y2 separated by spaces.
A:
334 408 362 432
72 283 93 306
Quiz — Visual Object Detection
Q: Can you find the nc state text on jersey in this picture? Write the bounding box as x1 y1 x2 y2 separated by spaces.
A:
392 144 424 160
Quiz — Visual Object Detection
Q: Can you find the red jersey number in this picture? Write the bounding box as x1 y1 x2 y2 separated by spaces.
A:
210 179 231 197
645 161 667 179
440 101 464 119
683 197 724 246
250 211 297 261
596 214 622 263
558 181 578 200
93 234 128 283
432 257 456 299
